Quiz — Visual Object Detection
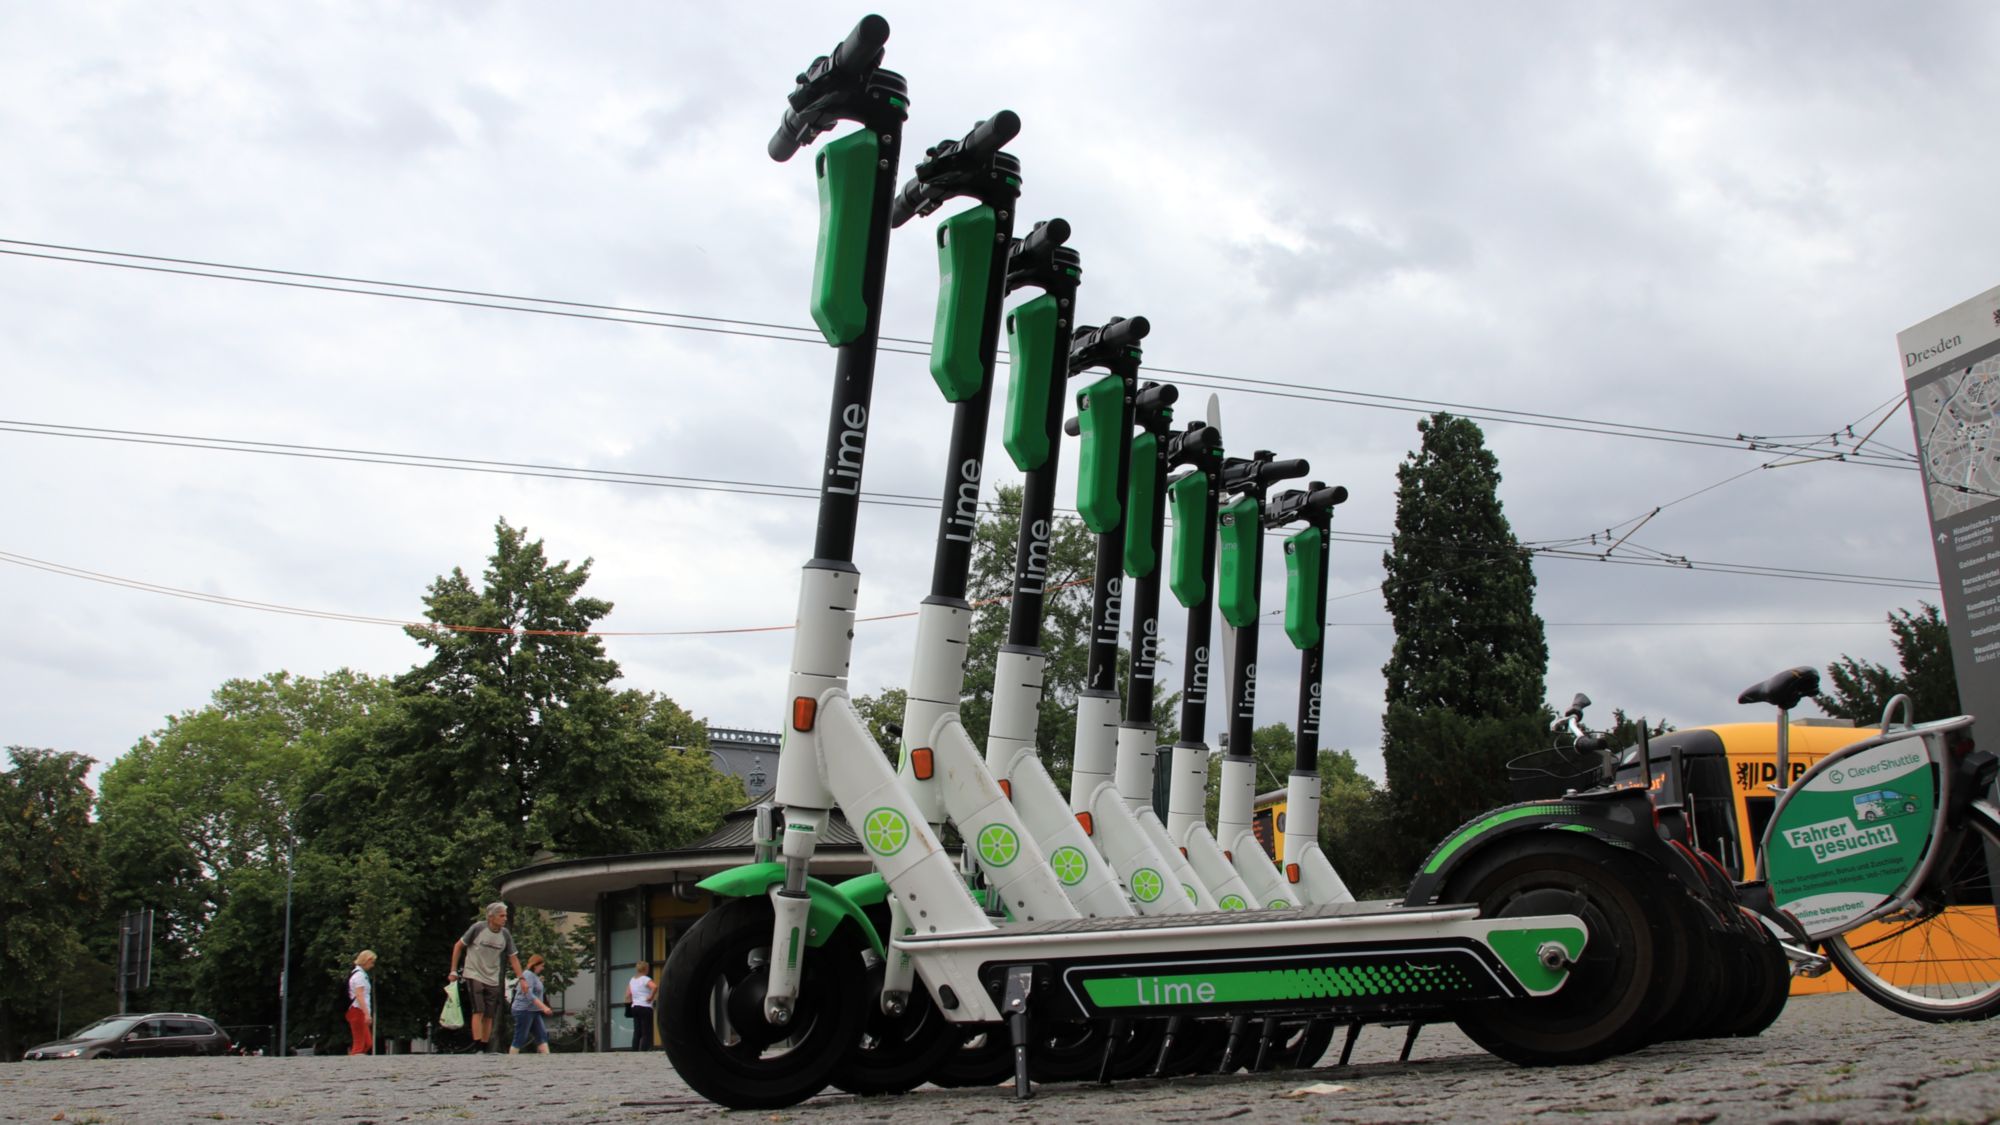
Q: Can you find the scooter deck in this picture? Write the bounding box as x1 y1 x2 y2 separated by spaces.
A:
896 899 1585 1023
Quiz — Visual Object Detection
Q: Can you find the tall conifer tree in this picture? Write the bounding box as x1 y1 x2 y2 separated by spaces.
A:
1379 414 1548 873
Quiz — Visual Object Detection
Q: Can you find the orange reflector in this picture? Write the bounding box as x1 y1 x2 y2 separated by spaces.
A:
1286 863 1301 884
1076 812 1094 836
998 779 1012 799
1223 850 1233 862
1179 847 1188 858
792 696 817 731
910 747 935 781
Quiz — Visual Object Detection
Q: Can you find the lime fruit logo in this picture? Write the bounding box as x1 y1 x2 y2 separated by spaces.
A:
1183 884 1198 904
863 807 910 856
1268 899 1291 909
977 824 1020 868
1219 894 1248 911
1130 868 1164 902
1050 846 1089 885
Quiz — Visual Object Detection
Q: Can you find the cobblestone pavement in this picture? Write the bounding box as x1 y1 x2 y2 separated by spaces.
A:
5 995 1997 1124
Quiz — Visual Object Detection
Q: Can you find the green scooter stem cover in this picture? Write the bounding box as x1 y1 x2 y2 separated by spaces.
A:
928 205 997 401
1074 375 1124 532
1283 526 1323 650
1003 293 1060 470
1167 470 1208 607
1217 495 1260 628
1124 432 1159 577
809 130 880 347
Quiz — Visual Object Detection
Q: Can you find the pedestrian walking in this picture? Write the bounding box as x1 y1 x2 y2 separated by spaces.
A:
447 902 523 1053
627 961 656 1051
347 950 376 1056
509 954 555 1055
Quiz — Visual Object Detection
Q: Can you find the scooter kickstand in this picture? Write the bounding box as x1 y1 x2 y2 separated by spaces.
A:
1398 1023 1423 1063
1152 1015 1187 1078
1217 1013 1249 1073
1336 1022 1362 1068
1097 1017 1128 1084
1294 1017 1324 1068
1252 1016 1278 1070
1003 965 1036 1101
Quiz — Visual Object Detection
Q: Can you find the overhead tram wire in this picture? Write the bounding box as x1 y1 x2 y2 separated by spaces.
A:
0 418 1938 592
0 237 1916 468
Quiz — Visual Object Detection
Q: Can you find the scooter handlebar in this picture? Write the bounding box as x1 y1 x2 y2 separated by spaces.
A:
1134 382 1178 412
768 113 805 162
1101 315 1149 347
831 14 891 79
1264 457 1311 484
767 14 892 164
890 110 1022 226
1018 217 1070 258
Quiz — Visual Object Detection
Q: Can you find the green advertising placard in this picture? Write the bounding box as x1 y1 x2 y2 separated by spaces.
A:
1763 736 1938 938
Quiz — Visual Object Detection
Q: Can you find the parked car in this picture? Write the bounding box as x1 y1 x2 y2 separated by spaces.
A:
23 1013 233 1059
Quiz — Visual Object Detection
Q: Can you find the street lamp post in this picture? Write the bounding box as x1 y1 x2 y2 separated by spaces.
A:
278 792 324 1058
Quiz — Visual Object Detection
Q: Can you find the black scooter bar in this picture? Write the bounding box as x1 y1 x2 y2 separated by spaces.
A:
1262 483 1348 526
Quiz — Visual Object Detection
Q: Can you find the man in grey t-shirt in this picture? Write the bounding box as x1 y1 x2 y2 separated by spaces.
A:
448 902 523 1052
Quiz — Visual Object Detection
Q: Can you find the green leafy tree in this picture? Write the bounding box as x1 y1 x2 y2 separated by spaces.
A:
1380 414 1549 878
95 670 391 1017
0 748 107 1058
292 519 737 1049
1817 603 1960 724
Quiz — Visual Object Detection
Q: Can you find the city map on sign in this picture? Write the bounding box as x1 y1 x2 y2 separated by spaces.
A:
1913 355 2000 519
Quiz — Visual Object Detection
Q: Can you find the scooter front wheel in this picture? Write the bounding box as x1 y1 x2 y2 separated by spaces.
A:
661 896 867 1109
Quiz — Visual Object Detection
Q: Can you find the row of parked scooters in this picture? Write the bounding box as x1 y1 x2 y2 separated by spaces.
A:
657 15 1793 1109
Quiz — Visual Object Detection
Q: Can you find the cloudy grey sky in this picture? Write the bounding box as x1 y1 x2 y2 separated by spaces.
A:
3 2 1992 783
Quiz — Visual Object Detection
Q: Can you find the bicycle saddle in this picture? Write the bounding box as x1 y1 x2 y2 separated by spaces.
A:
1737 666 1820 710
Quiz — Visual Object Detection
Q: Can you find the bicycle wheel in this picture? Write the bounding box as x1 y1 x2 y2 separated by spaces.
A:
1825 814 2000 1021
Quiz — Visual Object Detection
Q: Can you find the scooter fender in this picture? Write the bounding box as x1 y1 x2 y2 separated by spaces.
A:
1403 788 1707 911
697 863 884 957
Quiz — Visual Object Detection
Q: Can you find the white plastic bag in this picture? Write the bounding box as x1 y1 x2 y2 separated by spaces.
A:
438 982 466 1030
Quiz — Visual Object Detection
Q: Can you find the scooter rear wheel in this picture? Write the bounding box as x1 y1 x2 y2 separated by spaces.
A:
660 897 867 1109
1722 927 1790 1037
1445 835 1680 1065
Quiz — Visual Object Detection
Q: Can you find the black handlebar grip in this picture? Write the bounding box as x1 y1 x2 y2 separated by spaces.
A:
1308 484 1348 510
889 178 927 227
1100 315 1150 347
1063 416 1082 438
961 110 1021 160
831 14 891 78
1021 218 1070 255
1263 457 1310 484
1134 383 1179 411
768 110 804 162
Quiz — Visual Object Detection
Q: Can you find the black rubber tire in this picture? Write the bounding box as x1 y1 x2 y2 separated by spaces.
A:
660 897 867 1110
1645 891 1709 1042
829 903 961 1095
829 962 962 1095
1445 835 1681 1065
927 1026 1015 1089
1027 1018 1112 1083
1720 928 1790 1038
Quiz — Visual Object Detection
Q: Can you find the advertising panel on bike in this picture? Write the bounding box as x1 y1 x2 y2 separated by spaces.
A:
1901 283 2000 749
1763 736 1938 937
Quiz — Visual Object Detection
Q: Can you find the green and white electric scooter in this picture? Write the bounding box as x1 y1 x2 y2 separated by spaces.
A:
1263 480 1358 905
663 17 1676 1109
1211 449 1320 909
1158 416 1264 910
